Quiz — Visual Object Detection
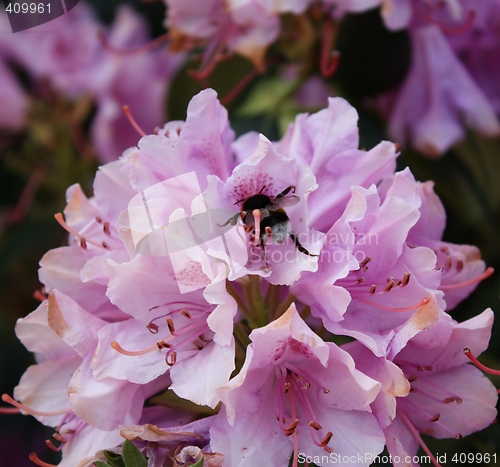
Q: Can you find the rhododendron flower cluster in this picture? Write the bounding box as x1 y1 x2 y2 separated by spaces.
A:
0 4 182 163
3 89 497 467
163 0 500 156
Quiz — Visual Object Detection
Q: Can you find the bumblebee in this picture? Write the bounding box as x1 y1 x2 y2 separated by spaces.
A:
221 186 317 261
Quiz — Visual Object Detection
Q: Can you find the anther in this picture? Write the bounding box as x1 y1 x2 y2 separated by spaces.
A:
101 241 111 250
369 285 377 294
156 340 171 350
359 256 372 270
45 439 58 451
443 397 462 404
166 318 175 334
180 309 192 319
103 222 110 236
422 428 435 435
384 280 396 292
95 216 102 223
284 382 291 393
284 419 299 436
146 322 159 334
402 272 411 287
429 414 440 422
309 421 322 430
302 382 310 390
320 432 333 447
357 277 365 284
166 351 177 366
408 375 418 382
456 259 463 272
52 433 66 443
323 388 330 394
455 433 463 439
80 238 87 249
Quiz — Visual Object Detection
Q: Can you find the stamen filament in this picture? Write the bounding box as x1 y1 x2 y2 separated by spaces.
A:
1 394 70 417
321 16 340 77
99 30 170 55
398 408 442 467
464 347 500 375
355 296 430 312
287 374 300 467
111 340 162 356
440 267 494 290
414 7 476 35
122 106 147 137
54 213 108 250
402 398 457 437
29 453 57 467
0 407 21 414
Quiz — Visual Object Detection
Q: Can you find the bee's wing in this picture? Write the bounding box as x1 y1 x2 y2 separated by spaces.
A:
269 195 300 210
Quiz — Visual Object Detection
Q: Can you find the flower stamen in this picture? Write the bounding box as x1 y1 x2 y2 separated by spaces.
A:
1 394 70 417
464 347 500 375
28 453 57 467
440 267 494 290
122 105 147 137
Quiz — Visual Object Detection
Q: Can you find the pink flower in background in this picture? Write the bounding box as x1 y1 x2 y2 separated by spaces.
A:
0 4 183 163
0 60 28 130
164 0 312 70
90 6 183 163
386 25 500 156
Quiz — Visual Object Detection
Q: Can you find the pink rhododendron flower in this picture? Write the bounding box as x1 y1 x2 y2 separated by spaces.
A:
386 25 500 156
348 308 498 463
275 96 398 232
211 304 385 466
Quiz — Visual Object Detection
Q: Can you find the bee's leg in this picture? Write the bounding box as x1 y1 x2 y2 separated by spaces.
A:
289 232 319 257
217 212 240 227
260 237 270 270
276 186 296 199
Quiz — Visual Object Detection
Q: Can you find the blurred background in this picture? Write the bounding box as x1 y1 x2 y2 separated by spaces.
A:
0 0 499 465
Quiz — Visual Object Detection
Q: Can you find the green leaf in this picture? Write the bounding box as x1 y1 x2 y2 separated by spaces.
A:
122 440 148 467
94 462 111 467
103 450 125 467
149 389 219 415
191 458 204 467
